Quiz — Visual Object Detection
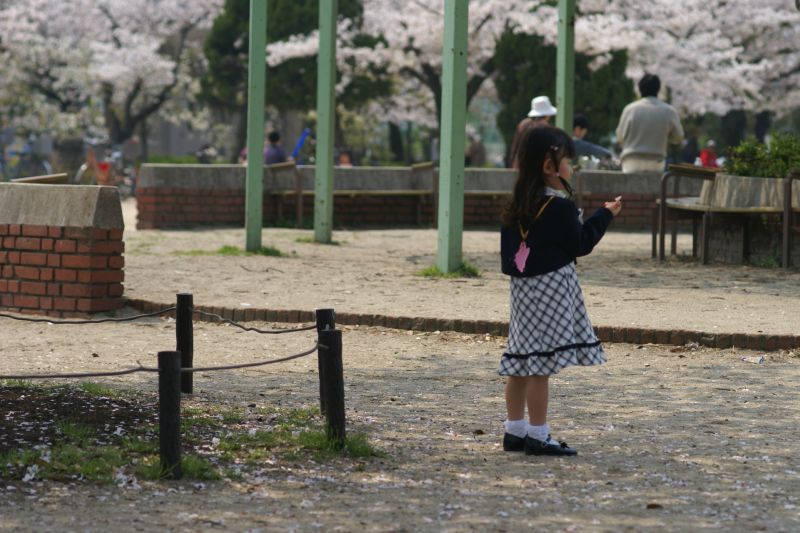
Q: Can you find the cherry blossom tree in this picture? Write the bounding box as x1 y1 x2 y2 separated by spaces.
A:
0 0 222 144
265 0 800 125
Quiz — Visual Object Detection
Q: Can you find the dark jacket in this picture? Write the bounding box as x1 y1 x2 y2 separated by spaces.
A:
500 196 613 277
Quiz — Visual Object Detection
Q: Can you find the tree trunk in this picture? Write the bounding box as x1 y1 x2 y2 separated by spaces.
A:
389 122 404 163
233 106 247 164
140 118 149 163
721 110 747 149
754 111 772 143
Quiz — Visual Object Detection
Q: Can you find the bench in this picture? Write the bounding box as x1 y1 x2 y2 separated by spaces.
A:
654 165 798 268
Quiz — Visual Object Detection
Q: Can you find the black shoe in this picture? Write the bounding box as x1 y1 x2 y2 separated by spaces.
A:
525 435 577 456
502 433 526 452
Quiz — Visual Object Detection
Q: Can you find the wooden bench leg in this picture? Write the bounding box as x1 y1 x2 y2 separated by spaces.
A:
692 216 699 258
701 212 711 265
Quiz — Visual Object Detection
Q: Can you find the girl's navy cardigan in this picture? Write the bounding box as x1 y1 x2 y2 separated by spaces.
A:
500 196 614 277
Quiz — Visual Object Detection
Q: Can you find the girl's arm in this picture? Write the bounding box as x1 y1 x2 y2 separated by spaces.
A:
550 200 614 258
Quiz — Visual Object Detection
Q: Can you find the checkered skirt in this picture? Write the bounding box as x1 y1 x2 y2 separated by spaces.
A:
498 263 605 376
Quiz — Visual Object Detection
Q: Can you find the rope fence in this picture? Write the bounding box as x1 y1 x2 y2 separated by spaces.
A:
0 306 176 324
0 294 345 479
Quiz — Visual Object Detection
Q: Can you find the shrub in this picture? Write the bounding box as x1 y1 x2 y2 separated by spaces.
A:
724 133 800 179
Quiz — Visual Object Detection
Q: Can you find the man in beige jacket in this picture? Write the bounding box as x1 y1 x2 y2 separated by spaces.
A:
615 74 683 173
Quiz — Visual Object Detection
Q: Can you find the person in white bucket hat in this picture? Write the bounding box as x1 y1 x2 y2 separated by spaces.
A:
528 95 557 119
509 96 557 168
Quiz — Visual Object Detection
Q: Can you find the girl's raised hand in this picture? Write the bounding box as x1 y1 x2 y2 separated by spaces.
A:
604 195 622 216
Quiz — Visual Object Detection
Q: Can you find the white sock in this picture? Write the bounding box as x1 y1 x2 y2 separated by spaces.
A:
504 419 527 438
527 422 549 442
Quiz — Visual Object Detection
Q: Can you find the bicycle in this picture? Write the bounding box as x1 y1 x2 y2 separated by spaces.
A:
0 135 53 182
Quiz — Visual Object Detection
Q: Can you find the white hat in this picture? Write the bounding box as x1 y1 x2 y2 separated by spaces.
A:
527 95 557 118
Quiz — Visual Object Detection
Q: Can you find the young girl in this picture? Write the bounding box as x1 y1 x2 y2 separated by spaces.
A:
499 126 622 456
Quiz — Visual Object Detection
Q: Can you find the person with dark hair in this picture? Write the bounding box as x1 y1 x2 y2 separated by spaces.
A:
615 73 683 172
572 113 612 161
498 126 621 456
681 134 700 164
508 95 557 168
264 131 287 165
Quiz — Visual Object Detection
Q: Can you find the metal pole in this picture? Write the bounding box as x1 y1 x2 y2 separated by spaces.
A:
245 0 267 251
436 0 469 273
314 0 338 243
158 351 182 479
176 293 193 394
555 0 575 132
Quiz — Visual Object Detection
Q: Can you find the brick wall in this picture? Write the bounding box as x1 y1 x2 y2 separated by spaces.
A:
135 166 689 230
137 187 245 229
0 224 124 317
139 189 657 229
579 193 658 228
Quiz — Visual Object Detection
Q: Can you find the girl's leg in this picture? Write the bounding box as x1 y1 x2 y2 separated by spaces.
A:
504 376 528 420
503 376 529 450
526 375 549 425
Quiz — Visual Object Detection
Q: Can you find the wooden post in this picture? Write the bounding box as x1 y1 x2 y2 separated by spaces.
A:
318 329 345 448
158 351 182 479
176 293 193 394
315 308 335 415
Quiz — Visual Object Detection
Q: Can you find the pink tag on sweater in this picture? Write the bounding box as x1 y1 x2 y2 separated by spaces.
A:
514 241 529 272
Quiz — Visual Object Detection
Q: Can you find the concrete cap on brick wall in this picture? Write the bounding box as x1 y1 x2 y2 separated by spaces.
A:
0 183 123 229
138 164 246 190
577 170 703 196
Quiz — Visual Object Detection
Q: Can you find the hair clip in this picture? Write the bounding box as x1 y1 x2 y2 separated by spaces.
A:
549 145 559 151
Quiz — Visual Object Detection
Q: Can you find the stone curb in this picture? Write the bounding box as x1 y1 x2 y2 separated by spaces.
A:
126 298 800 352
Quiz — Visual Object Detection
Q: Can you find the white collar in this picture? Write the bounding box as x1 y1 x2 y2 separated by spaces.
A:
544 186 568 198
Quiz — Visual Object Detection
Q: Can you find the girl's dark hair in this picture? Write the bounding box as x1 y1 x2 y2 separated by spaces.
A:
502 126 575 226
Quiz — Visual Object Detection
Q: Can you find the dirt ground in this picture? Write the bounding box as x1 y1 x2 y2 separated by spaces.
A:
1 198 799 531
117 199 800 337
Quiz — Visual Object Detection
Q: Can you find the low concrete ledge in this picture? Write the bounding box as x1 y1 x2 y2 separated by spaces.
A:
0 183 123 229
578 170 703 196
138 164 246 190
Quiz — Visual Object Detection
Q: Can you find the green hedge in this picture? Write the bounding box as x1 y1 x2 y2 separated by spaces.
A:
725 133 800 179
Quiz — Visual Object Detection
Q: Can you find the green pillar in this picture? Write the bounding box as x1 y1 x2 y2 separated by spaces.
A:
555 0 575 132
314 0 338 243
245 0 267 251
436 0 468 273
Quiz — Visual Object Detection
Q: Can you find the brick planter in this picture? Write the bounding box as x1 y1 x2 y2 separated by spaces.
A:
0 184 125 317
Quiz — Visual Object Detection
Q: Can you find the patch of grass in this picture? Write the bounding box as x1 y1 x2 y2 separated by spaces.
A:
417 260 481 278
56 421 93 444
752 254 781 268
295 235 342 246
174 245 285 257
1 379 34 388
181 455 220 480
1 384 383 484
78 382 119 398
